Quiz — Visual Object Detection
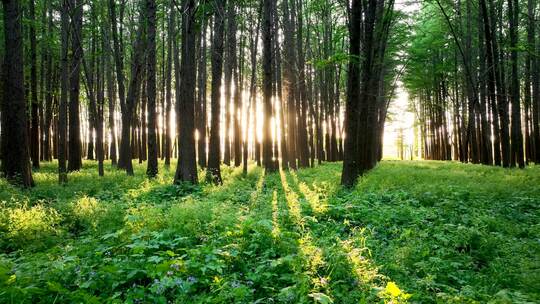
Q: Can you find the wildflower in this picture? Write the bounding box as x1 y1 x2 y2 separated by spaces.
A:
167 271 174 276
231 281 241 288
174 278 184 287
187 276 197 284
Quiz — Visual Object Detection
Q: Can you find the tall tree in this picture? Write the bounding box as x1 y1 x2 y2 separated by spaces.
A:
207 0 226 184
118 3 147 175
262 0 276 172
508 0 524 168
196 18 208 168
1 0 34 187
68 0 83 171
58 0 70 184
146 0 158 177
282 0 298 170
175 0 198 184
29 0 40 169
530 0 540 163
341 0 362 186
164 0 175 167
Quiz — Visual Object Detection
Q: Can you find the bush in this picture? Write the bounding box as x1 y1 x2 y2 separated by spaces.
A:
5 204 62 250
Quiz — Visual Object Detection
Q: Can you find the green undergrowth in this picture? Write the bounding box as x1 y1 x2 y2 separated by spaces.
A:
0 160 538 303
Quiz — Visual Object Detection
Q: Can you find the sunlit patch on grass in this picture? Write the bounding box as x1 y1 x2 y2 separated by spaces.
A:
271 190 281 238
279 170 304 229
290 171 330 216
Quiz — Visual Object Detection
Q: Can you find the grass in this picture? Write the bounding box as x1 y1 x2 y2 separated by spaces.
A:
0 160 539 303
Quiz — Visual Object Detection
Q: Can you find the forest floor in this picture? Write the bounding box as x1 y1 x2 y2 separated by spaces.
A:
0 160 539 303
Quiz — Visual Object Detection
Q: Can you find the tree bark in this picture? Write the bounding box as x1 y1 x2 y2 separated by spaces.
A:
262 0 276 173
174 0 198 184
341 0 361 186
29 0 40 169
1 0 34 187
207 0 226 184
508 0 524 168
146 0 158 177
68 0 83 172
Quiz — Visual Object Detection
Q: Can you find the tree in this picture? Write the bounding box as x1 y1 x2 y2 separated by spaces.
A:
118 2 147 176
508 0 524 168
164 0 175 167
341 0 362 186
196 18 208 168
262 0 276 173
207 0 226 184
146 0 159 177
175 0 198 184
1 0 34 187
68 0 83 172
282 0 298 170
29 0 40 169
58 0 70 184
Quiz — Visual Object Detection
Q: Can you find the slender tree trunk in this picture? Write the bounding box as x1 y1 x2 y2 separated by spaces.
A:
244 12 260 175
341 0 361 186
105 26 117 166
175 0 198 183
29 0 40 169
43 3 54 162
282 0 297 170
207 0 226 184
120 6 146 175
232 7 242 168
58 0 70 183
489 0 510 167
164 0 174 167
68 0 83 172
223 2 234 167
262 0 276 173
109 0 127 170
197 20 208 168
530 0 540 163
508 0 524 168
146 0 158 177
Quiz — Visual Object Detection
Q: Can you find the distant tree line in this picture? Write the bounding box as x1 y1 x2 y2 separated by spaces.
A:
405 0 539 169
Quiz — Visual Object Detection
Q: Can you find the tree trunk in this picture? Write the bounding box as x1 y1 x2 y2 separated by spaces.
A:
164 0 174 167
207 0 226 184
58 0 70 183
508 0 524 168
120 5 146 175
262 0 276 173
68 0 83 172
282 0 297 170
146 0 158 177
197 19 208 168
174 0 198 184
1 0 34 187
341 0 361 187
29 0 40 169
530 0 540 164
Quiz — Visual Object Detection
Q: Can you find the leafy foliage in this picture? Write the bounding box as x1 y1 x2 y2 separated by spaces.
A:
0 161 539 303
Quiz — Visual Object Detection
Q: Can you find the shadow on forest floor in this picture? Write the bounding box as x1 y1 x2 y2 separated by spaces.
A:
1 160 539 303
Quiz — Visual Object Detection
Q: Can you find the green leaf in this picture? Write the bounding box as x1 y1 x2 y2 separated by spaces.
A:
309 292 334 304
